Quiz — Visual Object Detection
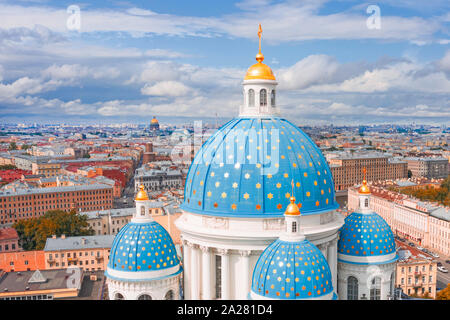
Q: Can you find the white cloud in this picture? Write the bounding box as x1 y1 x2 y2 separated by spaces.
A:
141 81 192 97
278 55 340 90
0 2 444 43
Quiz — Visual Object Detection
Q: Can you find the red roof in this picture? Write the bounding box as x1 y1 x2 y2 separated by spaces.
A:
0 228 19 241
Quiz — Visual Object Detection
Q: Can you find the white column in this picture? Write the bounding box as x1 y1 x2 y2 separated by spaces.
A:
182 239 191 300
318 243 328 260
327 238 338 292
240 250 251 299
200 245 212 300
219 249 230 300
191 244 200 299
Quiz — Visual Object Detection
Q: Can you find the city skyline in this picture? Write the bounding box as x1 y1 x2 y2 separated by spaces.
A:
0 0 449 125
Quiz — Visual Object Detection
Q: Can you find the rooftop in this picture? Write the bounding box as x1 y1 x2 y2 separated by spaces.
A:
44 235 115 251
0 268 83 294
0 228 18 241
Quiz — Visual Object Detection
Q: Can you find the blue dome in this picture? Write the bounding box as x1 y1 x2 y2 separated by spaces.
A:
251 239 333 299
181 117 338 217
107 221 180 272
338 212 396 258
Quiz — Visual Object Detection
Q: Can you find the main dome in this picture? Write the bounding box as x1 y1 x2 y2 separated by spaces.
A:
107 221 180 274
181 117 338 217
251 239 333 299
338 212 396 259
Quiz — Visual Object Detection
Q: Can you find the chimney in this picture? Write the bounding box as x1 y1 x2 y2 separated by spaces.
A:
61 234 66 239
52 235 56 239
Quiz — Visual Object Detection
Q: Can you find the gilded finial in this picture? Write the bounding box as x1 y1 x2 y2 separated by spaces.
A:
256 23 264 63
244 24 276 80
359 167 371 194
285 196 301 216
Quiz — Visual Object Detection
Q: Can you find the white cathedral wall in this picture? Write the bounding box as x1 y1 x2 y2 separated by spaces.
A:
107 273 182 300
176 209 344 300
337 261 396 300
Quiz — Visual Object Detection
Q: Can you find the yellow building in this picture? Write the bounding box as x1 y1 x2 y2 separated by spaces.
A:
43 235 114 272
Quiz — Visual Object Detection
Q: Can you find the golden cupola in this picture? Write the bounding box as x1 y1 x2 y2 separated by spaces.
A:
135 185 149 201
359 167 371 194
244 24 276 81
285 197 302 216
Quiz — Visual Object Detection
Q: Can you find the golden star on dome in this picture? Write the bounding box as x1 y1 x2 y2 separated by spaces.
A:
243 193 250 200
267 193 274 199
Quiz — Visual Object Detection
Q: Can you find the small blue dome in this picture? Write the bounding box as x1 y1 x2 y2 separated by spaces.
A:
181 117 338 217
107 221 180 272
338 212 396 258
251 239 333 299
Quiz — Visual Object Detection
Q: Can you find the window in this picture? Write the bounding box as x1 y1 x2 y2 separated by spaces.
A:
140 206 145 216
292 221 297 233
271 90 276 107
248 89 255 107
215 255 222 299
260 89 267 106
137 294 152 300
364 198 369 207
370 277 381 300
347 276 358 300
165 290 174 300
114 293 125 300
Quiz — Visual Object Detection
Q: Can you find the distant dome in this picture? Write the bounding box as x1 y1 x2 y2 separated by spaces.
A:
251 238 333 299
181 117 338 217
338 212 396 260
106 221 180 277
151 117 159 124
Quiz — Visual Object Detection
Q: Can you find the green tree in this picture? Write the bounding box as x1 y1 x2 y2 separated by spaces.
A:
13 209 94 250
0 164 17 170
8 142 17 150
407 170 413 178
21 144 31 150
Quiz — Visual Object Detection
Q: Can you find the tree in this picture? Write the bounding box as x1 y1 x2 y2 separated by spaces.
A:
21 144 31 150
436 284 450 300
8 142 17 150
0 164 17 170
13 209 94 250
407 170 413 178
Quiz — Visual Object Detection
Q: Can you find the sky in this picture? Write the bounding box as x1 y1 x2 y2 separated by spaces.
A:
0 0 449 126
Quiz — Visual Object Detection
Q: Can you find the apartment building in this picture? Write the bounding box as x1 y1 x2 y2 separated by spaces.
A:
0 251 46 272
0 184 114 225
396 241 437 298
404 157 449 179
328 153 407 191
0 228 20 253
43 235 114 271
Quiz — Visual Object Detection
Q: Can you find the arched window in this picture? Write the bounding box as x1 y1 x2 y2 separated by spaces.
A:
370 277 381 300
165 290 174 300
114 293 125 300
292 221 297 233
271 90 276 107
260 89 267 106
140 206 145 216
347 276 358 300
364 198 369 207
137 294 152 300
389 272 395 297
248 89 255 107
